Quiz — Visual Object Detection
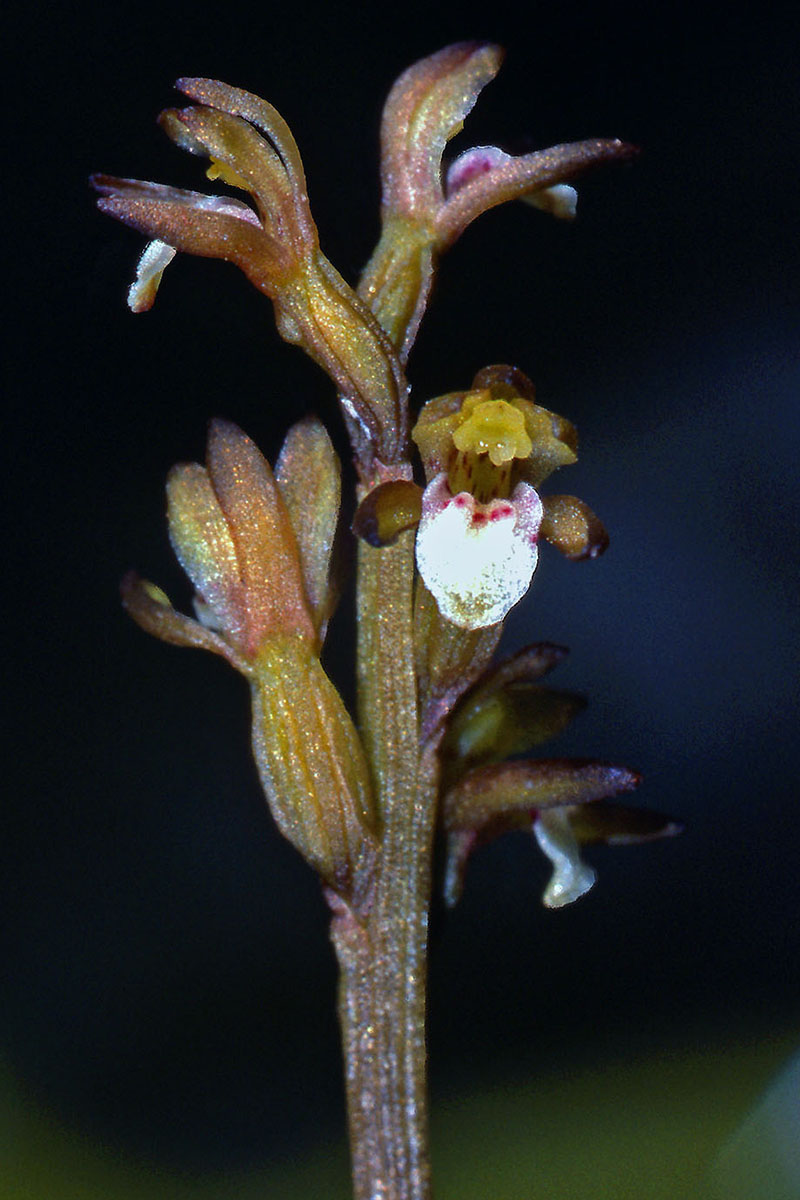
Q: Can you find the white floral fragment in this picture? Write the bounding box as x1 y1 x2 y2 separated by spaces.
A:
533 808 596 908
127 239 177 313
524 183 578 220
192 595 225 632
415 473 543 630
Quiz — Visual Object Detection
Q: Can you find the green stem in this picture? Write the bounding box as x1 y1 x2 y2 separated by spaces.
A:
331 527 435 1200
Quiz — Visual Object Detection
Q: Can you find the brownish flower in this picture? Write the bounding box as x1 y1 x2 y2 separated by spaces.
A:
93 80 407 473
122 418 375 903
441 644 681 907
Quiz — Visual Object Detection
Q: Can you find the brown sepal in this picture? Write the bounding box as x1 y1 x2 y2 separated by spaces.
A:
352 479 423 547
120 571 245 671
541 494 609 560
443 758 641 834
441 684 587 787
275 416 342 642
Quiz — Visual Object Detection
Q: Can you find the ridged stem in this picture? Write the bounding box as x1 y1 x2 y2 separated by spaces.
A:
331 525 435 1200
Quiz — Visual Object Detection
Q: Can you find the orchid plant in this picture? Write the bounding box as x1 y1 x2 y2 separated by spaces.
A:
94 43 680 1200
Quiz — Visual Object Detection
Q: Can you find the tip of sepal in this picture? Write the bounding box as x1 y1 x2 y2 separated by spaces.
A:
120 570 245 668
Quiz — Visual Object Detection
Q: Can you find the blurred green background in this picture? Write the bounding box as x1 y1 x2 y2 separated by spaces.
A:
6 1034 799 1198
6 0 798 1196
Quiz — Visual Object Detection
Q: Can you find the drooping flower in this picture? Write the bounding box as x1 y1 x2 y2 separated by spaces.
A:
92 80 407 474
93 47 635 474
439 644 682 907
122 417 375 902
359 42 637 357
412 365 608 630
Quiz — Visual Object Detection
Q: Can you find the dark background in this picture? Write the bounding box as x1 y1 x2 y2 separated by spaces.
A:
6 1 799 1195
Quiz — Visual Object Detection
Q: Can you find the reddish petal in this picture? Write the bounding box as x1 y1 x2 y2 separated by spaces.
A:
443 757 641 833
378 42 502 221
437 138 638 248
206 420 314 653
92 175 287 280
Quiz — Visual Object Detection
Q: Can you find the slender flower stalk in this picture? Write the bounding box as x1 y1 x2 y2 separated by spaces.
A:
95 43 677 1200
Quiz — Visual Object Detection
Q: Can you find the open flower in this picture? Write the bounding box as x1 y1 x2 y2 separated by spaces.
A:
412 365 607 630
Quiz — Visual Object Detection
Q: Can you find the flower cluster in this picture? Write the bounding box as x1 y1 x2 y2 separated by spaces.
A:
95 44 676 914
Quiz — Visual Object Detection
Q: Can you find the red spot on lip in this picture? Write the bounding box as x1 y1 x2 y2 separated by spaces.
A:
453 494 469 508
489 504 513 521
471 511 487 525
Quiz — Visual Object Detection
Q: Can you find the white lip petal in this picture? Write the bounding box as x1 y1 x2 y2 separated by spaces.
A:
415 474 542 629
127 239 177 313
533 809 596 908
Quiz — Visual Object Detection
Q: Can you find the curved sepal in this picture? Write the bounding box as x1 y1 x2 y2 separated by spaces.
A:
120 571 245 670
93 80 409 472
471 641 571 690
443 758 641 833
176 76 314 233
437 137 637 249
540 494 609 560
359 46 636 359
92 176 284 273
446 147 578 221
378 42 503 225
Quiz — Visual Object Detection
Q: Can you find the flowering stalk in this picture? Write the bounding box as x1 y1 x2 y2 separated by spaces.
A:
95 43 678 1200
